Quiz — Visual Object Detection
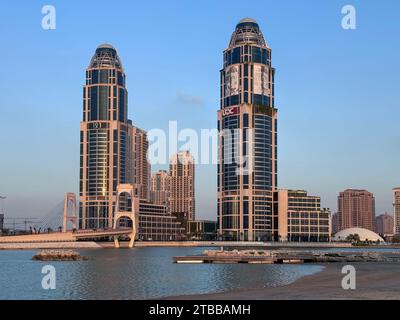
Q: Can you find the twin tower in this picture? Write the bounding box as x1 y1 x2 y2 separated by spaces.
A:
79 18 277 242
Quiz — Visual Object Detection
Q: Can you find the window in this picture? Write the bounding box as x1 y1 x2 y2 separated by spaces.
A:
100 70 108 84
243 113 249 127
117 71 124 86
262 49 267 64
92 70 99 84
232 47 240 64
252 47 262 63
119 88 125 121
90 87 98 120
98 86 108 120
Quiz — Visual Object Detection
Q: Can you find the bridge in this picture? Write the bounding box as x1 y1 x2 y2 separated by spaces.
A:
0 228 133 243
0 185 138 248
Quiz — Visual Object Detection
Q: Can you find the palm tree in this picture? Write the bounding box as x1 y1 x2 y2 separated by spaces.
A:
346 233 360 243
392 234 400 243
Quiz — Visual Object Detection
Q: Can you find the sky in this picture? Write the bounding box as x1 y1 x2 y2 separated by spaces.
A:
0 0 399 221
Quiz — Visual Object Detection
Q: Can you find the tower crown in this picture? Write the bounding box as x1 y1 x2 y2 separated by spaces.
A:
229 18 267 48
89 43 123 69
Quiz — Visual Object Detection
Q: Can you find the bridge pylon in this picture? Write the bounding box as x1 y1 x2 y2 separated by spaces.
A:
63 192 77 233
113 184 139 248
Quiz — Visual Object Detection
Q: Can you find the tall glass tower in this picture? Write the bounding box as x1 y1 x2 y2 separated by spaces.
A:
79 44 131 229
217 19 278 241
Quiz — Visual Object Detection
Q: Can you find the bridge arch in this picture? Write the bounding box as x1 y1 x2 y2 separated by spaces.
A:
116 191 133 213
113 184 139 248
63 193 77 232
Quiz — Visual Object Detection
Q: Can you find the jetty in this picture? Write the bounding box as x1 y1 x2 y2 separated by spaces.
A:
173 249 400 264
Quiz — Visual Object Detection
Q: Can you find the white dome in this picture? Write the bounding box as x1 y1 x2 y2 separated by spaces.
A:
334 227 384 242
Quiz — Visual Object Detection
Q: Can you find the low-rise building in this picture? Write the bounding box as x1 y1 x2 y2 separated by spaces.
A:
138 200 186 241
276 189 331 242
187 220 217 241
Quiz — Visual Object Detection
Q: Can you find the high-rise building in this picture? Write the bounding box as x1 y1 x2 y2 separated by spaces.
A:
337 189 375 232
79 44 131 229
169 151 195 222
375 212 394 235
217 18 278 241
393 187 400 234
150 170 170 207
130 125 150 200
276 190 331 242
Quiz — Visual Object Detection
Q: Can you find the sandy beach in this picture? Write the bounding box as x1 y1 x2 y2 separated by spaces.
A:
169 262 400 300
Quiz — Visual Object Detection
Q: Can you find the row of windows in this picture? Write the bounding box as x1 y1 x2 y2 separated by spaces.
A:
224 46 270 67
84 86 127 122
86 69 125 86
222 93 273 108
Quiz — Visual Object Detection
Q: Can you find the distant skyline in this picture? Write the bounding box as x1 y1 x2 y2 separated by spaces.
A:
0 0 399 220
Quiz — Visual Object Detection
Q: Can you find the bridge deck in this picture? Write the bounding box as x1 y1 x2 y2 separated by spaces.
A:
0 228 133 243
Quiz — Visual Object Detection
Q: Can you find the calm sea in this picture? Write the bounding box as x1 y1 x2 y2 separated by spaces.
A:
0 247 328 300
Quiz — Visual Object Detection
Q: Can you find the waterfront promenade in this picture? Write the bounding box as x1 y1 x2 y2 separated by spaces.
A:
132 241 353 248
0 236 353 250
0 241 101 250
0 228 133 249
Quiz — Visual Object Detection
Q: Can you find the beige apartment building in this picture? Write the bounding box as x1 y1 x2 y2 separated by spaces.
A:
375 212 394 235
130 125 150 200
337 189 375 232
150 170 170 207
169 151 195 222
276 189 331 242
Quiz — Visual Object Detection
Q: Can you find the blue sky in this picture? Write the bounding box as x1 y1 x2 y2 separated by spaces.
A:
0 0 399 220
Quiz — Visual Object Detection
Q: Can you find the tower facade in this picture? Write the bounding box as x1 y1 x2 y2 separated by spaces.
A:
169 151 195 222
217 18 278 241
79 44 131 229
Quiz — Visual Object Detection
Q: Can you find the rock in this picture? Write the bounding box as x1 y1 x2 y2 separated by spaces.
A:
32 249 87 261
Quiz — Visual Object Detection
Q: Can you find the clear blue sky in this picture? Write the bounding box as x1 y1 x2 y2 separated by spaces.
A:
0 0 399 220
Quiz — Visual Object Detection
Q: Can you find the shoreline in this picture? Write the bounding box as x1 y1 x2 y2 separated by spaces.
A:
1 240 400 250
0 240 354 250
0 241 101 250
167 262 400 300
